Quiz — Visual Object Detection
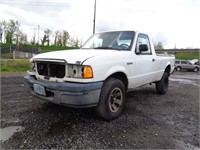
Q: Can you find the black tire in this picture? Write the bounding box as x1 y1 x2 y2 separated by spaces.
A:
193 67 199 72
96 78 126 121
176 66 181 71
156 72 169 94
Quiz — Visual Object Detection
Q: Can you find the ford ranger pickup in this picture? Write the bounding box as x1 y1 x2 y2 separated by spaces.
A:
24 31 175 120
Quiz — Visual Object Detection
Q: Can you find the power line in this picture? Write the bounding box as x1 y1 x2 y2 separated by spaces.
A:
0 0 81 7
1 0 199 9
1 2 73 7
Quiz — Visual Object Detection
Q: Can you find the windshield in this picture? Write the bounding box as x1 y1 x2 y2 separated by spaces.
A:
81 31 135 51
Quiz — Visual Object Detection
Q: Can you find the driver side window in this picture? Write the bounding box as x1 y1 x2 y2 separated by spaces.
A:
136 34 151 54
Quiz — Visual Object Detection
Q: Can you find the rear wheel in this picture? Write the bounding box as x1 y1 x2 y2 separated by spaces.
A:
96 78 126 121
156 72 169 94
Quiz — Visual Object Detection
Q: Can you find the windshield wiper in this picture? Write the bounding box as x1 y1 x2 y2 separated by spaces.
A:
93 46 120 50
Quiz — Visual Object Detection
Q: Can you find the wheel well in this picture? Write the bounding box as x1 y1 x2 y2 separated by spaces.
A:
106 72 128 91
176 66 181 69
165 65 171 75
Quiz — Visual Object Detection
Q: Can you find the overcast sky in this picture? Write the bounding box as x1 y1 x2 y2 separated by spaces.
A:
1 0 200 48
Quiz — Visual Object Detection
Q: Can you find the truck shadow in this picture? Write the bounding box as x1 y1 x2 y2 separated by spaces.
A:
40 85 157 120
27 85 158 137
124 85 157 114
37 102 102 135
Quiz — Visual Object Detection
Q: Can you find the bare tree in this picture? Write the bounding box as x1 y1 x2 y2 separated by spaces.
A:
18 32 28 44
45 29 52 46
155 42 164 49
41 29 52 46
62 30 70 47
68 37 80 47
31 34 36 45
0 20 6 43
5 20 20 44
54 30 59 46
0 19 75 47
57 31 62 46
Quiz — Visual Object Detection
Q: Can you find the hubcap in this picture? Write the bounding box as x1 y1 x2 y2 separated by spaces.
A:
108 87 123 113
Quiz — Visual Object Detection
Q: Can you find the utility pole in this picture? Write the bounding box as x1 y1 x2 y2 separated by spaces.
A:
33 28 36 44
38 25 40 45
0 27 2 52
0 27 2 44
93 0 96 34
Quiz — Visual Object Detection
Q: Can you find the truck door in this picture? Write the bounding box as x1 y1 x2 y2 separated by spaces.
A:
132 33 157 87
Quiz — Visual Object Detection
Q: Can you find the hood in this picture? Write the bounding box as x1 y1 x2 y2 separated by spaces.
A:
189 59 199 65
31 49 118 64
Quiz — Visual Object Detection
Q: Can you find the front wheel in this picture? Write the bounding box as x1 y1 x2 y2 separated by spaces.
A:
96 78 126 121
156 72 169 94
176 66 181 71
193 67 199 72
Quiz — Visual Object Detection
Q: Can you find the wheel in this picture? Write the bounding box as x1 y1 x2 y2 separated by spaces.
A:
193 67 199 72
96 78 126 121
156 72 169 94
176 66 181 71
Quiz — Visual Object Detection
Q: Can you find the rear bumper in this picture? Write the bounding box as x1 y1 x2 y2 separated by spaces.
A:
23 76 103 108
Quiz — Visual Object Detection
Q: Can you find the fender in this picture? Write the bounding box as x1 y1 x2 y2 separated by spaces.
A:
104 65 128 80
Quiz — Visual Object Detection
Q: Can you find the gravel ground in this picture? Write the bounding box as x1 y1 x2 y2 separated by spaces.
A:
0 71 199 149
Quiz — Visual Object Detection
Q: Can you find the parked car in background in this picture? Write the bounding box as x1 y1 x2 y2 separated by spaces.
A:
175 60 199 72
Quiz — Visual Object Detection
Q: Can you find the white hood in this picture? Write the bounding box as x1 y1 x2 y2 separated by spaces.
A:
31 49 118 64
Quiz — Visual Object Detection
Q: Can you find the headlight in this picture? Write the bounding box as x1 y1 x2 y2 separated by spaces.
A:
67 64 93 79
27 61 36 75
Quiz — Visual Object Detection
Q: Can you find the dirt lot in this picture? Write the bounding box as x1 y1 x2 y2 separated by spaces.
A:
0 71 199 149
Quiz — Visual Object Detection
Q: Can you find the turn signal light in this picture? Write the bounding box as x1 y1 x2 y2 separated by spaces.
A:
83 66 93 78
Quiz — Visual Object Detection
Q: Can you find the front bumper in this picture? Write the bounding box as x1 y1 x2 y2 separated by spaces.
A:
23 76 103 108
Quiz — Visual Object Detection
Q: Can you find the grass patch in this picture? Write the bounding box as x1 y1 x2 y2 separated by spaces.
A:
175 52 199 60
0 59 31 73
1 52 13 59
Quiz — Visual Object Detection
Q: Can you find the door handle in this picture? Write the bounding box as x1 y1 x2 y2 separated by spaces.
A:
152 58 155 62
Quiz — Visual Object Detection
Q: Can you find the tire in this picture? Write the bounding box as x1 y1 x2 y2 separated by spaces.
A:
156 72 169 94
176 66 181 71
96 78 126 121
193 67 199 72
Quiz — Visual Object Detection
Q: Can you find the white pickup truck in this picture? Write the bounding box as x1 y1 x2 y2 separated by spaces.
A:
24 31 175 120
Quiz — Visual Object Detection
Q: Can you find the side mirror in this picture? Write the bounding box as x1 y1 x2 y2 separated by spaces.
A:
139 44 148 52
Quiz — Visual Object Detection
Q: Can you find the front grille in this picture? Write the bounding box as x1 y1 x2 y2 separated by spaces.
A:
37 62 65 78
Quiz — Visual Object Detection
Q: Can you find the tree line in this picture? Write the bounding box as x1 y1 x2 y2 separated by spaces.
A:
0 19 80 47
